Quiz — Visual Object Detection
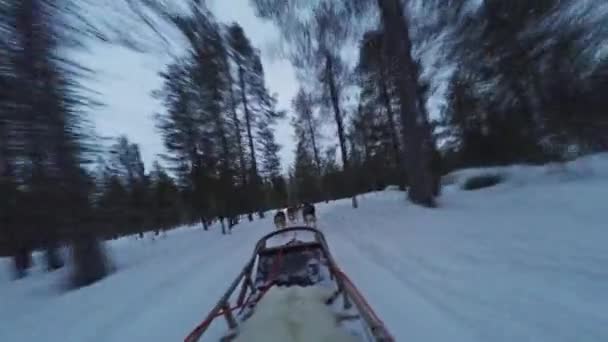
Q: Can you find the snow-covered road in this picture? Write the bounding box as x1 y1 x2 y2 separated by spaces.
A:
2 155 607 342
323 186 608 342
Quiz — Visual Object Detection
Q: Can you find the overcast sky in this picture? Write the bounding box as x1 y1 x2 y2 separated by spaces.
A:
82 0 298 172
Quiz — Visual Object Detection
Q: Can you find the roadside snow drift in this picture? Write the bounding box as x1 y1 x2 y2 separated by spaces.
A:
444 152 608 189
235 285 356 342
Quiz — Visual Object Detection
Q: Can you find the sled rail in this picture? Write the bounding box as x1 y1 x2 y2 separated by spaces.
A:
184 227 394 342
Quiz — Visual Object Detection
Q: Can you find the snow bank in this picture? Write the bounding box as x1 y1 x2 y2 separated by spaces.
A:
235 285 356 342
383 185 400 191
444 152 608 189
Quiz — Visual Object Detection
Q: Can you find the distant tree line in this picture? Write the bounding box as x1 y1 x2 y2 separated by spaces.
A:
93 137 187 239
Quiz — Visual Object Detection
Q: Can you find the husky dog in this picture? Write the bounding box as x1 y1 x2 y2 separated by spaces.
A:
302 202 316 228
286 206 298 224
274 211 287 230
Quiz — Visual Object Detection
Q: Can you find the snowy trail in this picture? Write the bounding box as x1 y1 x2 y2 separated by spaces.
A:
320 194 478 342
321 216 476 342
85 232 252 342
320 186 608 342
0 223 273 342
92 239 248 341
2 156 608 342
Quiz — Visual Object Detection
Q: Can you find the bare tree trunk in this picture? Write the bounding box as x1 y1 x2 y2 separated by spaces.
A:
379 61 405 189
239 66 257 175
377 0 435 207
70 234 109 288
211 84 235 226
306 115 322 177
45 242 64 271
325 55 348 174
357 109 376 191
13 245 32 279
324 53 358 208
220 217 226 235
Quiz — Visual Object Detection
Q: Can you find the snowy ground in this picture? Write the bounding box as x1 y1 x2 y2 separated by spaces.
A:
1 154 607 341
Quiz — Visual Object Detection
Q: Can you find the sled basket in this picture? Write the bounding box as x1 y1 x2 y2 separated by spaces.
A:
184 227 394 342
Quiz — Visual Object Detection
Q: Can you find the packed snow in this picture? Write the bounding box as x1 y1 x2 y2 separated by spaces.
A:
1 154 607 342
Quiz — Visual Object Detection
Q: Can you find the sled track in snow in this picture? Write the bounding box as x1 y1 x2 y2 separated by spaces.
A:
332 227 478 338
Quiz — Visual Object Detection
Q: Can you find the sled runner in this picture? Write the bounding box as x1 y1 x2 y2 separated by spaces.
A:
184 227 394 342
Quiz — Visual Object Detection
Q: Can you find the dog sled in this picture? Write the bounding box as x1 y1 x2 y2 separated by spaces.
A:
184 227 393 342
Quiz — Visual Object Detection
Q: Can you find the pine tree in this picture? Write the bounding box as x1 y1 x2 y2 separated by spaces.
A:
1 0 109 283
191 17 236 231
437 0 608 166
227 23 259 219
357 29 404 188
153 6 274 230
97 172 129 236
251 0 447 207
373 0 437 207
292 88 330 201
106 136 151 233
227 23 284 218
154 59 212 228
257 123 282 181
0 4 27 276
222 34 249 217
292 89 323 178
149 161 183 233
319 146 346 200
150 4 238 229
292 138 321 204
252 0 365 208
257 120 285 209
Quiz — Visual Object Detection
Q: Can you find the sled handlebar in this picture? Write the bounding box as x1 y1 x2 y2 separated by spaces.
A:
254 226 322 249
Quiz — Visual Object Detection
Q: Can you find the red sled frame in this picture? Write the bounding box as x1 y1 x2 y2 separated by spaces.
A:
184 226 394 342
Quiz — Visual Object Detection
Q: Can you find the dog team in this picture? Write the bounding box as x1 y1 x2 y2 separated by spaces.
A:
273 202 316 230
